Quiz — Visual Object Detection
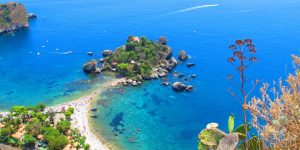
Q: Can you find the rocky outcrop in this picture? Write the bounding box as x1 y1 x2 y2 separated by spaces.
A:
0 2 29 34
159 45 172 59
83 60 99 74
172 82 187 91
158 36 167 45
172 82 194 92
178 50 188 61
27 13 37 20
102 50 113 57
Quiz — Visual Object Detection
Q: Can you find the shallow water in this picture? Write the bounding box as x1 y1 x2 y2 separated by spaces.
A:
1 0 300 149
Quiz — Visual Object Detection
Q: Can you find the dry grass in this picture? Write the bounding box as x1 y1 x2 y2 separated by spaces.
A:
249 55 300 149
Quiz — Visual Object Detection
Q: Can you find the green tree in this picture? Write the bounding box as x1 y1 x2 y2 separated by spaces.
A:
56 120 71 134
25 121 42 137
23 134 36 148
48 135 68 150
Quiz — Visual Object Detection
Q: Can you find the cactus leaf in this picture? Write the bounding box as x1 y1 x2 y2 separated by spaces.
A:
217 133 239 150
198 128 226 146
198 142 209 150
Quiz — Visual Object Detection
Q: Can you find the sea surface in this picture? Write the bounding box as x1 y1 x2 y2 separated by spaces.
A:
1 0 300 149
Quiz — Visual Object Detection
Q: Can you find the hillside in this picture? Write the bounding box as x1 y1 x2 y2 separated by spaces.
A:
0 2 29 34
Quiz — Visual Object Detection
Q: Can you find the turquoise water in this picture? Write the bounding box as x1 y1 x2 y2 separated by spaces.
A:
1 0 300 149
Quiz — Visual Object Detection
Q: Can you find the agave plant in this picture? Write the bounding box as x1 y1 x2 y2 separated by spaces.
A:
197 114 263 150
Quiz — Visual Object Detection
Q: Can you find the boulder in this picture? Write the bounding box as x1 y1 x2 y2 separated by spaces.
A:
95 68 101 74
99 58 105 63
83 60 97 73
185 85 194 91
187 63 196 67
158 36 167 45
27 13 37 20
178 50 188 61
160 45 172 59
132 81 138 86
172 82 187 91
102 50 113 57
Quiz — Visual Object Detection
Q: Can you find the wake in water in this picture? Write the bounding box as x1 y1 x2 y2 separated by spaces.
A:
163 4 219 16
54 50 73 55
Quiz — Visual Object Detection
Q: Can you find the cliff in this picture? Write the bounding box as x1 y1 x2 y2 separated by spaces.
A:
0 2 29 34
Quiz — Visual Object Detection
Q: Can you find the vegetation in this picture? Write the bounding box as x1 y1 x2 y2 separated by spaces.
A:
249 55 300 149
0 104 89 149
102 36 172 78
197 40 300 149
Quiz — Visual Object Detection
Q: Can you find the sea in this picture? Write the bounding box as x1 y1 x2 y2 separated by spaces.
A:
0 0 300 149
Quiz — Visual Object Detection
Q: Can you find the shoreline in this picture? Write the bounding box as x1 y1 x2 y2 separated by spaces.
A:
0 78 125 150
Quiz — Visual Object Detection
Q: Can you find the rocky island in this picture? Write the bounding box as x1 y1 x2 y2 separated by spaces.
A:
0 2 36 34
83 36 193 90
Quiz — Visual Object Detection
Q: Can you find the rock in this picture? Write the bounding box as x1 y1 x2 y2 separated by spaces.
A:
185 85 194 91
0 2 29 34
132 81 138 86
102 50 113 57
99 58 105 63
157 68 168 77
158 36 167 45
151 73 159 79
172 82 187 91
87 52 93 56
127 79 133 84
160 45 172 59
83 60 97 74
27 13 37 20
136 75 143 81
162 82 170 86
191 74 196 78
187 63 196 67
178 50 188 61
95 68 101 74
178 73 184 78
142 74 152 80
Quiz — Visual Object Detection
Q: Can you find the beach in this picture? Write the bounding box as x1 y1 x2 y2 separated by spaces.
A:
0 79 124 150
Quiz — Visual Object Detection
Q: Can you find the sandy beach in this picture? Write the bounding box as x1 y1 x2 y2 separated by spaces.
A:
0 78 124 150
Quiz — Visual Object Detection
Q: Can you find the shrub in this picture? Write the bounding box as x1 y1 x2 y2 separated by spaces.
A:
249 55 300 149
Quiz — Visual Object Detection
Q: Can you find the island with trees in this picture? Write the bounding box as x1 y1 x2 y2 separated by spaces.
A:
0 2 36 34
83 36 194 91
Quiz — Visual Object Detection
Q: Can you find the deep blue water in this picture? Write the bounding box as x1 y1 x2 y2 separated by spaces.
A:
1 0 300 149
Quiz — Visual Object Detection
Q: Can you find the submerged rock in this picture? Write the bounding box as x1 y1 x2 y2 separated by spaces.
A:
185 85 194 91
187 63 196 67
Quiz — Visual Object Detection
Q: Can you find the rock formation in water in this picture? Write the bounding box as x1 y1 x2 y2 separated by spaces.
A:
0 2 35 34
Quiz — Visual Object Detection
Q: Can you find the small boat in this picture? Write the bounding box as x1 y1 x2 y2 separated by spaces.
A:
91 115 98 118
37 52 40 56
90 107 98 111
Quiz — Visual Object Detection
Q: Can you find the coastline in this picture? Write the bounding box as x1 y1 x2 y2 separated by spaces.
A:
0 78 124 150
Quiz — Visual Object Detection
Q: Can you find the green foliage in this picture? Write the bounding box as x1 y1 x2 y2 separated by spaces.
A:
47 135 68 150
198 128 225 146
64 107 74 119
228 114 235 133
56 120 71 133
198 114 263 150
234 124 250 141
10 106 27 115
25 121 43 136
23 134 36 148
43 127 61 142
